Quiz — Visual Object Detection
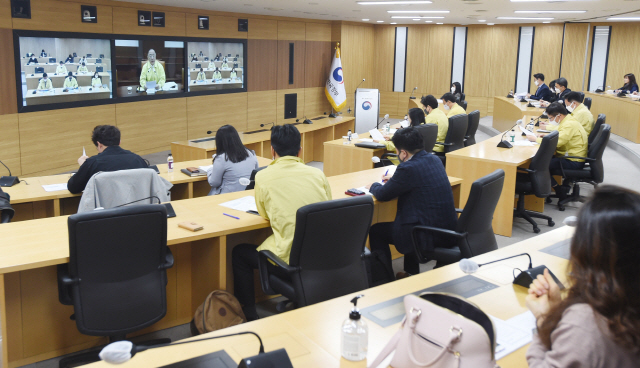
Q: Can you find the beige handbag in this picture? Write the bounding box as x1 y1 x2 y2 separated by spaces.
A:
369 293 498 368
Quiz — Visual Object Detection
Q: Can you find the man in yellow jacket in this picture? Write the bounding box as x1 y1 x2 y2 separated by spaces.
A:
527 102 588 199
196 68 207 81
140 49 166 90
442 92 466 118
37 73 53 90
77 62 89 73
63 72 78 89
565 91 595 135
422 95 449 153
232 124 332 321
56 61 68 75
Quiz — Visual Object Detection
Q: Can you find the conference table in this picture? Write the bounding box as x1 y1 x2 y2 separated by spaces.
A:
85 226 574 368
188 68 243 80
23 62 111 75
25 72 111 90
171 116 356 163
24 86 111 106
0 167 462 368
187 78 244 92
188 60 242 69
585 91 640 143
493 96 545 132
116 84 184 98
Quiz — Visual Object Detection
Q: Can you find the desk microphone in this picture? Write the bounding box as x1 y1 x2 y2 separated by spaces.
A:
376 114 390 129
371 156 395 165
497 120 522 149
532 112 547 127
409 87 418 100
239 178 253 186
260 122 275 130
0 160 19 187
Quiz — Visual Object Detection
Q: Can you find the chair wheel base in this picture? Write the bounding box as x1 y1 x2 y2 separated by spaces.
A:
559 205 565 211
545 197 552 204
548 220 555 226
533 227 541 234
276 300 295 313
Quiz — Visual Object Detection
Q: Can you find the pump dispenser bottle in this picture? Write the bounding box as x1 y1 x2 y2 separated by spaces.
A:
341 295 368 361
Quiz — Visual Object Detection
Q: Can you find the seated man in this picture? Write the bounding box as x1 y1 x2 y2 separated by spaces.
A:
56 61 68 75
565 91 595 135
65 54 74 63
367 127 458 280
541 77 571 107
77 62 89 73
232 124 332 320
67 125 148 194
441 92 466 117
140 49 166 90
527 73 553 102
212 67 222 80
40 49 46 57
221 59 229 69
63 72 78 89
37 73 52 90
527 102 588 200
27 55 38 65
230 68 238 79
196 68 207 81
421 95 449 153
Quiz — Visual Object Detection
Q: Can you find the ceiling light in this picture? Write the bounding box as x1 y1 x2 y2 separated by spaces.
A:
387 10 449 13
391 16 445 19
424 20 432 22
487 23 495 25
437 22 443 24
497 17 554 20
390 22 397 24
358 1 432 4
510 0 574 1
362 18 370 21
543 21 550 23
413 19 420 21
607 17 640 21
478 20 486 22
515 10 586 14
377 20 384 22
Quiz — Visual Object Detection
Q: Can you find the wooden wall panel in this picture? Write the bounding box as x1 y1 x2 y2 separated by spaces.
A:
373 26 395 93
0 28 17 115
340 23 375 112
560 23 589 91
186 14 247 39
405 25 430 95
112 7 186 37
116 98 187 154
248 19 278 40
276 88 305 124
0 114 20 177
306 22 331 42
488 25 519 98
278 21 306 41
426 26 454 95
0 0 12 29
304 87 332 117
465 26 493 98
11 0 113 33
305 41 331 88
530 24 564 93
379 91 399 118
186 94 247 140
247 91 276 131
277 40 305 90
605 24 640 91
18 105 116 175
247 39 277 92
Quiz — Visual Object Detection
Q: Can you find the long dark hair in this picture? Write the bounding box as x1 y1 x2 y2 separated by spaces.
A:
408 108 425 126
214 125 252 164
623 73 637 90
451 82 462 95
538 186 640 353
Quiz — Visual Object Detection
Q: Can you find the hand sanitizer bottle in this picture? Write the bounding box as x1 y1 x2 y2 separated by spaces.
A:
341 295 368 361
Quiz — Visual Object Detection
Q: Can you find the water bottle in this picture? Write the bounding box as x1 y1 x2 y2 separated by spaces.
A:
347 129 352 141
341 295 367 361
167 153 174 173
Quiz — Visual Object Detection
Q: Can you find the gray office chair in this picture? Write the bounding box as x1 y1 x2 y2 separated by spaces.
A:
514 131 559 233
460 100 468 111
583 97 592 110
588 114 605 146
381 124 438 164
245 167 267 190
411 170 505 267
435 114 468 166
0 189 14 224
464 110 480 147
259 197 373 310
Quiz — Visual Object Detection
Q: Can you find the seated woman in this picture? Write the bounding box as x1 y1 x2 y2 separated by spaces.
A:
207 125 259 195
221 58 229 69
616 73 639 94
450 82 463 102
196 68 207 81
91 72 102 87
230 68 238 79
526 186 640 367
373 107 425 166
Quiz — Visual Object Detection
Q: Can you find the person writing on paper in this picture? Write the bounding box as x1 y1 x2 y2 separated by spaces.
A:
91 72 102 88
196 68 206 82
527 102 587 200
212 67 222 80
77 62 88 73
27 55 38 65
230 67 238 79
221 58 229 69
374 108 426 166
56 61 68 75
65 54 74 63
67 125 147 194
422 95 449 154
441 92 466 117
140 49 166 90
366 127 457 281
541 78 571 107
37 73 52 90
450 82 463 102
232 124 332 320
190 55 198 62
565 91 594 134
525 186 640 368
616 73 639 94
526 73 553 102
63 72 78 89
207 125 259 195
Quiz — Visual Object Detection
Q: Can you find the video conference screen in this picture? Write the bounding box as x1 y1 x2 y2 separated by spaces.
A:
17 36 112 107
187 41 244 92
114 39 185 97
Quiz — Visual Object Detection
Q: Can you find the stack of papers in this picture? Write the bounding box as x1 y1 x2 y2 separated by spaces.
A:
369 129 385 141
513 141 537 147
42 183 68 192
219 196 258 213
490 311 537 360
519 125 536 137
199 165 213 172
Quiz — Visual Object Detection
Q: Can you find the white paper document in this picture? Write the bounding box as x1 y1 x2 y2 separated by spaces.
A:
399 120 410 128
219 196 258 213
199 165 213 173
519 125 536 137
358 138 374 143
369 129 385 141
389 128 398 135
513 140 537 147
42 183 68 192
490 311 537 360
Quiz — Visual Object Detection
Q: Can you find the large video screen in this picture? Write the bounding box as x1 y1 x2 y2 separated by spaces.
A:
17 36 112 107
187 41 244 92
114 39 185 97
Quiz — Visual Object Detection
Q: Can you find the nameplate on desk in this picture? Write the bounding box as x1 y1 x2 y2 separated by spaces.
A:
361 275 498 327
311 116 327 121
159 349 236 367
191 137 216 143
539 239 571 260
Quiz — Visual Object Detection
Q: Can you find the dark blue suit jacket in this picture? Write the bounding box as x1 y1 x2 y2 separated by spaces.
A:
529 83 553 102
369 150 457 254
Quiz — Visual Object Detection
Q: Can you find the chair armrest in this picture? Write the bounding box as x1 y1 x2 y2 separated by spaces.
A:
517 168 534 174
59 275 78 285
563 155 595 162
434 142 453 146
455 208 463 214
159 247 174 270
464 135 470 139
381 153 398 159
411 225 467 263
258 250 299 296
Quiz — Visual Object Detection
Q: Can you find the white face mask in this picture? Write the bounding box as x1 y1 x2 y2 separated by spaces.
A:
567 103 575 113
444 104 450 110
555 88 561 94
549 116 560 126
451 87 456 93
43 78 48 82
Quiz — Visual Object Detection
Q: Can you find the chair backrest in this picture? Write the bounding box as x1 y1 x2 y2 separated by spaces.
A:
288 197 373 307
415 124 438 152
0 189 14 224
589 114 605 146
461 93 466 102
527 131 559 197
96 59 102 64
35 67 44 73
588 124 610 183
464 110 480 146
195 63 201 69
444 114 468 153
583 97 592 110
460 100 468 111
95 66 103 73
66 205 170 336
456 170 505 258
245 166 267 190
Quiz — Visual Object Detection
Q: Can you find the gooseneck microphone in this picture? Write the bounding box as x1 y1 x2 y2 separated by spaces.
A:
460 253 564 289
355 78 365 92
0 160 19 187
409 87 418 100
260 122 275 130
497 120 522 149
376 114 390 129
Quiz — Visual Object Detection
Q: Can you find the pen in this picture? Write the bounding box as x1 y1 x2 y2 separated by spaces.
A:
384 169 389 177
223 213 240 220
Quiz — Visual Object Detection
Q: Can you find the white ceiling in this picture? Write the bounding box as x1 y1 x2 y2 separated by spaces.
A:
116 0 640 25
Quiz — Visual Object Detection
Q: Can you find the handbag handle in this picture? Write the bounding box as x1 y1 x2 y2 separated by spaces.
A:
368 317 406 368
408 316 462 368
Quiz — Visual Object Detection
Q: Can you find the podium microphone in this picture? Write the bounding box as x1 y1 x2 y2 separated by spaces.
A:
0 160 19 187
497 120 522 149
376 114 390 129
355 78 365 92
409 87 418 100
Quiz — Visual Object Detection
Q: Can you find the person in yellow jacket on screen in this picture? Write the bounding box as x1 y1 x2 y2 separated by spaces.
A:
91 72 102 88
37 73 52 90
208 59 216 69
140 49 166 90
196 68 207 81
230 68 238 79
77 62 89 73
221 58 229 69
422 95 449 153
212 67 222 80
442 93 466 117
63 72 78 89
56 61 68 75
374 108 426 166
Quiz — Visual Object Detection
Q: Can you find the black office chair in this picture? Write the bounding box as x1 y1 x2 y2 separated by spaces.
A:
588 114 605 146
381 124 438 164
514 131 559 233
258 197 373 310
583 97 592 110
245 166 267 190
35 67 44 73
551 124 610 211
0 189 14 224
96 58 102 64
460 100 468 111
57 205 174 368
411 169 505 268
195 63 202 69
464 110 480 147
435 114 468 166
